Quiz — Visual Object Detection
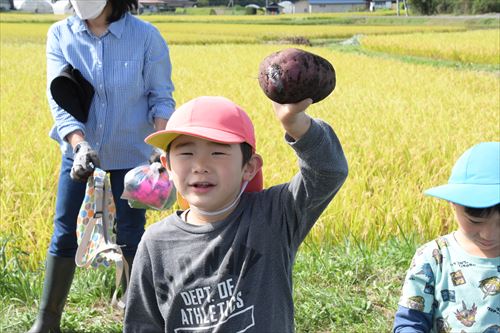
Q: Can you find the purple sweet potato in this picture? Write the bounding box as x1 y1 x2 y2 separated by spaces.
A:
258 48 336 104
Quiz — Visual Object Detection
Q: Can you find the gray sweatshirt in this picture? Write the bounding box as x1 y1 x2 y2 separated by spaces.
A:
124 119 348 333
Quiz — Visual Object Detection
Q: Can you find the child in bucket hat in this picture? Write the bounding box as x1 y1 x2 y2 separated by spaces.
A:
394 142 500 333
124 96 348 332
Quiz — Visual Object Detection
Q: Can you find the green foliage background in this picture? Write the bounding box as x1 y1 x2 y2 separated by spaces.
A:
408 0 500 14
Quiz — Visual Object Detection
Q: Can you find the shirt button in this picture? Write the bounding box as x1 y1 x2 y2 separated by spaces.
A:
99 124 103 128
96 142 100 146
99 84 103 89
101 103 105 107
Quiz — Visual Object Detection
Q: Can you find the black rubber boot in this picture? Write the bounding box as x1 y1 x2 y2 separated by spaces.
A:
119 255 134 307
27 255 75 333
121 255 134 295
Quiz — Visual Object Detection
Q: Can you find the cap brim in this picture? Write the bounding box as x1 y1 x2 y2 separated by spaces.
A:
424 184 500 208
145 127 247 151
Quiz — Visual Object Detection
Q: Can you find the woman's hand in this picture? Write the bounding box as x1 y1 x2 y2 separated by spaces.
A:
70 141 100 182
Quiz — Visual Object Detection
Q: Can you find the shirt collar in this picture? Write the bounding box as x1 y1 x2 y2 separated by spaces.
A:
68 13 128 39
69 15 87 34
108 13 127 39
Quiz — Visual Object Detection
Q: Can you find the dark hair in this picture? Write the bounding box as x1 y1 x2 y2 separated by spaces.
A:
68 0 138 24
240 143 253 166
165 142 253 167
464 203 500 218
107 0 138 23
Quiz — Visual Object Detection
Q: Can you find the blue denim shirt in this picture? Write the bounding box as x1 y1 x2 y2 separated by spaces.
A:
46 13 175 170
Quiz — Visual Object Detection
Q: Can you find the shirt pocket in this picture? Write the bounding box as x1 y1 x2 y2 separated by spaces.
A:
112 60 143 90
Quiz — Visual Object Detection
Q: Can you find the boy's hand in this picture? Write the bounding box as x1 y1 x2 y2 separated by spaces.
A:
272 98 313 141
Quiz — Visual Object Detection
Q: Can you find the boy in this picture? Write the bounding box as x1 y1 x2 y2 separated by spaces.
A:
393 142 500 333
124 96 348 332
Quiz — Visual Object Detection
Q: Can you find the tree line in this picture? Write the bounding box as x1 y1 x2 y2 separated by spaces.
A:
408 0 499 14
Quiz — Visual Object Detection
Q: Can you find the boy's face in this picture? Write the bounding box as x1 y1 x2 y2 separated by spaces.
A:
453 204 500 258
163 135 256 215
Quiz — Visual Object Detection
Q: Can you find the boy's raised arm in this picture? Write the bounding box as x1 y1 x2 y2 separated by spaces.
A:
272 98 313 141
269 98 348 249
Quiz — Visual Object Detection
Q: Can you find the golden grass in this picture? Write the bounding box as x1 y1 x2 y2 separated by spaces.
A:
361 29 500 65
0 11 398 24
1 19 465 46
1 19 499 269
154 22 464 43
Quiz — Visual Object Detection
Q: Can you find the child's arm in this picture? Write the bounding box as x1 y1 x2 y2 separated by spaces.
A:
272 98 313 141
267 99 348 249
393 244 437 333
393 306 432 333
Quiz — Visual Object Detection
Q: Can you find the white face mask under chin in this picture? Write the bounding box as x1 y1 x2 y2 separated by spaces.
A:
190 181 249 217
71 0 107 20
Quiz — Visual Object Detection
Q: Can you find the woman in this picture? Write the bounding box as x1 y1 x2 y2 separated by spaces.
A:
28 1 175 332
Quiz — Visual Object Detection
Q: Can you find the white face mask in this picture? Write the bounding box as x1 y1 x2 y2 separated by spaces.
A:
70 0 107 20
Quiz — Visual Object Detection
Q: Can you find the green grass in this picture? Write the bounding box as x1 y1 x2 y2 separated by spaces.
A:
0 236 417 332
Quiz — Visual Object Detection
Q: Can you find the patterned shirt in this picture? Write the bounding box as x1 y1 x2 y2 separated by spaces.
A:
397 233 500 333
46 12 175 170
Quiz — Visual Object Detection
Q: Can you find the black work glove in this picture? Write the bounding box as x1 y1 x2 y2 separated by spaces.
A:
70 141 100 182
149 148 165 172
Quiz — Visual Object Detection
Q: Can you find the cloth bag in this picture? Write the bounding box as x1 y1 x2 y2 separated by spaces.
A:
75 168 129 308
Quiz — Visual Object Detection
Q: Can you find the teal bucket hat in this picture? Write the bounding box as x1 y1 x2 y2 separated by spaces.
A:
424 142 500 208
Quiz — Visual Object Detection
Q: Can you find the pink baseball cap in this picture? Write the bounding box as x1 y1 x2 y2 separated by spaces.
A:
145 96 263 192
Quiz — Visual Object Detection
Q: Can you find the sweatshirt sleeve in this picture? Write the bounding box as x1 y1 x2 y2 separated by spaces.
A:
393 305 432 333
124 239 165 333
281 118 348 249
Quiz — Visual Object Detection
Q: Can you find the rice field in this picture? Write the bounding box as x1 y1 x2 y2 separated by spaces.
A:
1 13 499 273
361 29 500 65
154 22 465 43
0 10 425 24
0 21 465 46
